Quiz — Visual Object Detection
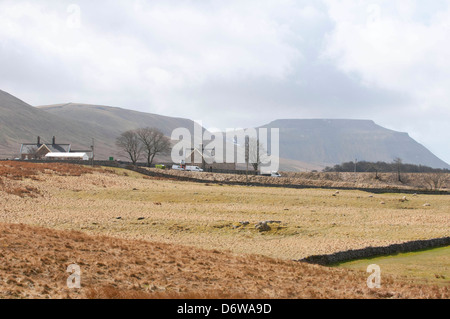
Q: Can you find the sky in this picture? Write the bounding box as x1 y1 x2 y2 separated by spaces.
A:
0 0 449 164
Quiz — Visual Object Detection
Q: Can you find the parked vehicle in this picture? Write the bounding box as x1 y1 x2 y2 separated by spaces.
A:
186 166 203 172
271 171 281 177
171 164 204 172
260 171 282 177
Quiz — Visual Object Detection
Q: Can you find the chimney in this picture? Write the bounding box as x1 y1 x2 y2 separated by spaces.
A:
37 136 41 145
52 136 56 145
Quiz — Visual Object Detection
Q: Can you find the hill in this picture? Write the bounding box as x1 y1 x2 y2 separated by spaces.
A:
39 103 198 159
0 90 99 157
38 103 196 143
260 119 450 169
0 90 198 159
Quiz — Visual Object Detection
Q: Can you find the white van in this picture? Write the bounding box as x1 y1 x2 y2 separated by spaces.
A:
186 166 204 172
171 165 204 172
271 171 281 177
261 171 282 177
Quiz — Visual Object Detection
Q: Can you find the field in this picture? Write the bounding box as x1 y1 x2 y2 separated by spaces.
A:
336 246 450 286
2 223 447 299
0 161 449 298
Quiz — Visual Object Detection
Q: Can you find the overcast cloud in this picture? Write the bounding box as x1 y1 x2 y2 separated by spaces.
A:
0 0 449 164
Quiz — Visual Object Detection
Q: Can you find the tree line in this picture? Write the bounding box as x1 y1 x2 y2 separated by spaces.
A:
115 131 270 171
116 127 171 166
324 160 449 174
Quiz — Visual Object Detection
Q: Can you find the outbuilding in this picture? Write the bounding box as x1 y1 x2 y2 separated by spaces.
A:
45 152 89 161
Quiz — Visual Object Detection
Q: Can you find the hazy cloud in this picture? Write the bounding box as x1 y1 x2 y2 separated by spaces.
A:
323 0 450 163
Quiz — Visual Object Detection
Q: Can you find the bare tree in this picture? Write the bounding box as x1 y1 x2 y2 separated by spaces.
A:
423 172 449 190
137 127 171 167
248 138 268 172
393 157 403 182
116 130 143 165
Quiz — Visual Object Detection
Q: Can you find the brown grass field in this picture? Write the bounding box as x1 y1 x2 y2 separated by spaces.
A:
0 223 448 299
0 161 449 299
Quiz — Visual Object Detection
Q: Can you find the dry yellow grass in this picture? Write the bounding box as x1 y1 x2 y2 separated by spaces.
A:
0 162 448 261
1 223 448 299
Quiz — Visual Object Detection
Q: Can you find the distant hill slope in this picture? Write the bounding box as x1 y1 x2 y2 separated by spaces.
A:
38 103 197 159
38 103 195 140
0 90 197 159
0 90 101 157
260 119 450 169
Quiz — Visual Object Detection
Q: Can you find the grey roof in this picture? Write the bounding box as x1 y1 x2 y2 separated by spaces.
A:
20 143 71 154
46 144 71 153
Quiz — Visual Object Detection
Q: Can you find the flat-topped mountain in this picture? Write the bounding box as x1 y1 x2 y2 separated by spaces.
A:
259 119 450 169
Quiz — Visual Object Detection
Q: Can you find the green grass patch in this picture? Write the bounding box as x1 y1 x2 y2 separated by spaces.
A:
335 246 450 286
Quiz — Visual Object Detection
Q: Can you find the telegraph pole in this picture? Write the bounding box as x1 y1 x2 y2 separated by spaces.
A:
201 144 205 171
245 136 249 185
91 138 95 167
